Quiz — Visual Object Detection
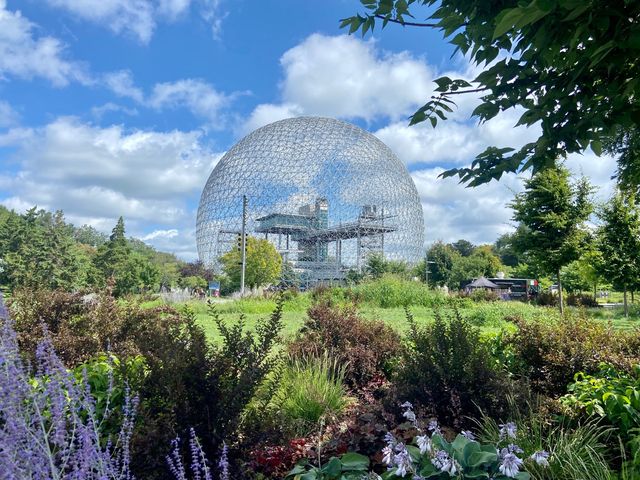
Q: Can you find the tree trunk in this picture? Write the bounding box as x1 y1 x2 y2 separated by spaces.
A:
624 286 629 318
558 269 564 315
593 283 597 302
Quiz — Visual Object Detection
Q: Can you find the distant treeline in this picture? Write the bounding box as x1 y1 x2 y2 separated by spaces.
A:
0 206 212 295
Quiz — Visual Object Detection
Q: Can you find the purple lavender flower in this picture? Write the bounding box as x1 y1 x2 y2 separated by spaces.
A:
218 441 229 480
0 314 136 479
499 422 518 440
530 450 550 467
461 430 476 441
499 452 523 478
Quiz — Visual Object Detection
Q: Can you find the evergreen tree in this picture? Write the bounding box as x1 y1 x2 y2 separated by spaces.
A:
95 217 135 295
510 165 593 313
597 191 640 317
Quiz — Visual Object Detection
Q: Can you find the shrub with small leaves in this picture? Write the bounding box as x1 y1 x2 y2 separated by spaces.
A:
505 312 640 396
288 301 401 389
394 308 513 427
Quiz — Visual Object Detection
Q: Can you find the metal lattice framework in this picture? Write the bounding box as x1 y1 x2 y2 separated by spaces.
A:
196 116 424 285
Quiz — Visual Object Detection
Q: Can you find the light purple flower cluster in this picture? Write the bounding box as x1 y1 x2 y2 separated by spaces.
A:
0 315 137 479
382 433 415 477
496 423 551 478
383 402 550 479
167 429 216 480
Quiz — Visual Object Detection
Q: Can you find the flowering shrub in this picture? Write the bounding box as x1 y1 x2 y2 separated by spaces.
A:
0 316 137 479
379 403 547 479
166 429 229 480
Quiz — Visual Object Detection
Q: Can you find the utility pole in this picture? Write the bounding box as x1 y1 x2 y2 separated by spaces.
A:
240 195 248 296
424 251 435 288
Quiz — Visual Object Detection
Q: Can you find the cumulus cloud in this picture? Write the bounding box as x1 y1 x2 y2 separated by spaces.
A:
0 0 87 86
141 228 179 241
148 79 231 123
0 100 19 127
375 107 540 167
0 117 223 258
243 34 435 131
44 0 226 44
411 167 522 245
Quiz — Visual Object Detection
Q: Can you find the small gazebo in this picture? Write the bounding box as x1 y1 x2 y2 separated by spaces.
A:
465 276 500 291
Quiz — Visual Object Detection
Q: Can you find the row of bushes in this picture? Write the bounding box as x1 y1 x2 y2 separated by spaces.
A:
4 286 640 479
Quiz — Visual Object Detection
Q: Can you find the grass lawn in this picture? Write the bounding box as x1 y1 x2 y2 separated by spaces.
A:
166 294 640 343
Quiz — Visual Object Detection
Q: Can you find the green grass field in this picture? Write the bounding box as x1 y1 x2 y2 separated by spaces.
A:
166 294 640 343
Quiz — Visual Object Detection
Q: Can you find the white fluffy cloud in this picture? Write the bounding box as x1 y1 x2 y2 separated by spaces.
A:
375 107 541 167
148 79 231 123
411 167 523 245
103 70 145 103
0 117 223 258
0 100 18 127
244 34 435 130
0 0 87 86
44 0 225 44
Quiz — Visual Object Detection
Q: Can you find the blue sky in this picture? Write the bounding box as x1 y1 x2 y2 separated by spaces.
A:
0 0 617 259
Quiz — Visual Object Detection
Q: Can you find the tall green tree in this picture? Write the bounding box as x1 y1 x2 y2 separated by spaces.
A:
0 208 82 290
220 236 282 290
420 241 459 287
449 239 475 257
597 191 640 317
95 217 136 295
342 1 640 188
510 165 593 313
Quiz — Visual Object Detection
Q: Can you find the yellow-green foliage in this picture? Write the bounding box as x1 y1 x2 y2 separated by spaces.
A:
219 236 282 289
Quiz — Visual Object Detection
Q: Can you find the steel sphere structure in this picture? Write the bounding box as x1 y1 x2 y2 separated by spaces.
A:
196 116 424 285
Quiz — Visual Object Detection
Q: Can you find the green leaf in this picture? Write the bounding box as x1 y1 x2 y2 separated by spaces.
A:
322 457 342 478
468 451 498 467
493 8 524 39
590 140 602 156
340 452 369 471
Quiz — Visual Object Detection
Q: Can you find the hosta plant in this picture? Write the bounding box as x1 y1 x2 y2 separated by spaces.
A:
286 452 370 480
380 403 548 479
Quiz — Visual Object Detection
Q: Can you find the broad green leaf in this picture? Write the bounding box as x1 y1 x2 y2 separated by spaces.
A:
340 452 369 471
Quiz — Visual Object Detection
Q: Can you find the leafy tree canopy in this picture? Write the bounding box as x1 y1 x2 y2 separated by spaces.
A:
596 190 640 315
342 0 640 186
220 236 282 290
510 164 593 311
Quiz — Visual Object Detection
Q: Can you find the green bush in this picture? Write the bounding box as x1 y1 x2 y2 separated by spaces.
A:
394 308 514 428
505 312 640 396
351 274 453 309
274 356 350 433
288 301 401 389
561 364 640 446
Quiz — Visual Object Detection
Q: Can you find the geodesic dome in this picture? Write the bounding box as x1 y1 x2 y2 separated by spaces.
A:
196 116 424 284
